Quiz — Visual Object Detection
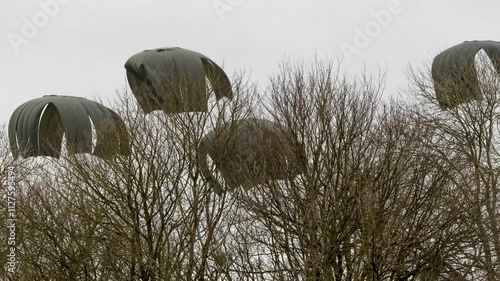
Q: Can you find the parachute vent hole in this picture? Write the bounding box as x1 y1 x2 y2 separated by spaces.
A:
38 104 51 150
475 49 496 80
206 77 214 93
157 47 179 52
474 48 500 101
15 132 20 152
89 117 97 154
60 133 68 158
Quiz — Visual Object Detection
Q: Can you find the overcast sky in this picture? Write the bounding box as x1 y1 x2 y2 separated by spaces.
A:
0 0 498 124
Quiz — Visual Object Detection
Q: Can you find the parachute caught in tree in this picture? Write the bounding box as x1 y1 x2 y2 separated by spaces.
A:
198 118 305 195
124 47 233 114
432 40 500 109
9 95 130 159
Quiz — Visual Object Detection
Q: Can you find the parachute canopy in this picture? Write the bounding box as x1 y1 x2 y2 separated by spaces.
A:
199 118 304 195
432 40 500 109
124 47 233 114
9 95 129 159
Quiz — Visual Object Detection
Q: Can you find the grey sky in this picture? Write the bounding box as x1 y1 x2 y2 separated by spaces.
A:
0 0 498 124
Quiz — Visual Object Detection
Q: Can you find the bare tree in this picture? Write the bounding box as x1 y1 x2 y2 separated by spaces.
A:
407 52 500 280
11 73 256 280
228 60 472 280
4 57 493 281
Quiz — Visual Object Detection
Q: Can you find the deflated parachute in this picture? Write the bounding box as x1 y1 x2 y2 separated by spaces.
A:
125 47 233 114
198 118 305 195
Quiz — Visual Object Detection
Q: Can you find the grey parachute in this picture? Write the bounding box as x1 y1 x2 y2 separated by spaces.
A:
9 95 130 159
198 118 305 195
432 40 500 109
124 47 233 114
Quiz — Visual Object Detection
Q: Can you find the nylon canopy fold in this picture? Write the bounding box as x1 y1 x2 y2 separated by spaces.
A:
125 47 233 114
